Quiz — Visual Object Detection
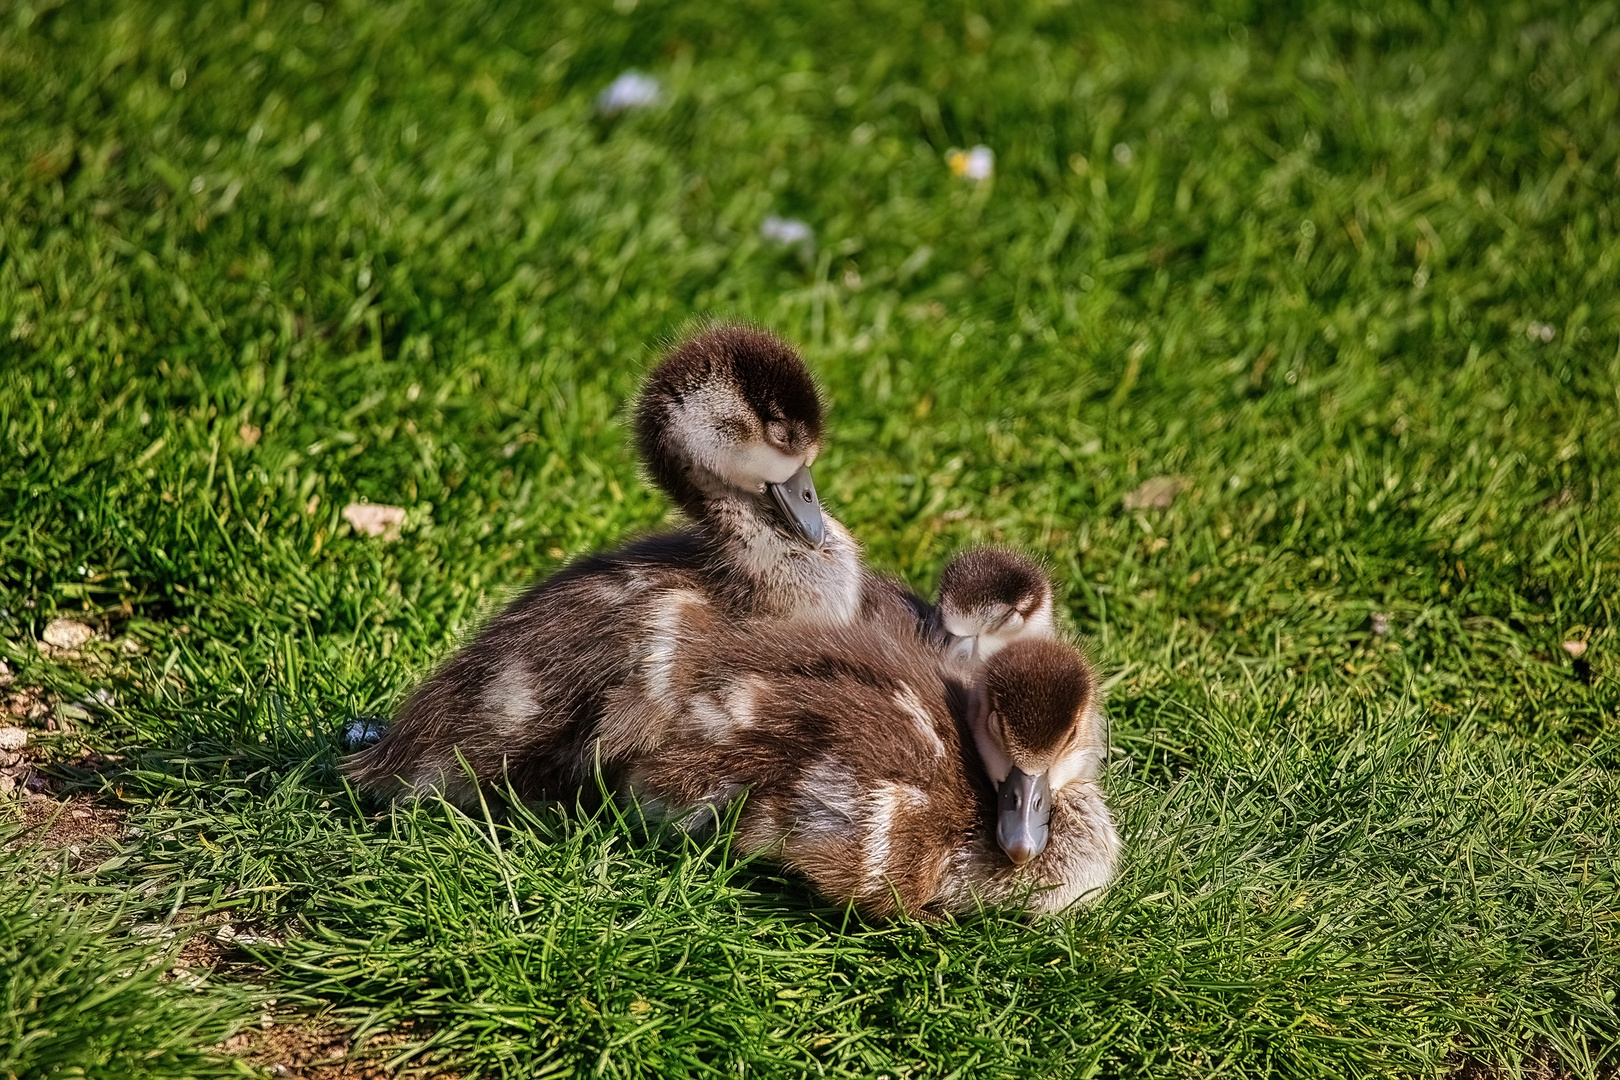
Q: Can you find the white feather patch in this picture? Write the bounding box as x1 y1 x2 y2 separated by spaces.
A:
639 588 709 712
892 683 944 758
1048 700 1107 792
862 782 926 883
485 665 538 733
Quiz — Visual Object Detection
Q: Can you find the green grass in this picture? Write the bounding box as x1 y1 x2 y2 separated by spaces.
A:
0 850 257 1079
2 0 1618 1076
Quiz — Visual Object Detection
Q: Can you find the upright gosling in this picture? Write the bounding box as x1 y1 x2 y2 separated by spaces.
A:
346 325 871 804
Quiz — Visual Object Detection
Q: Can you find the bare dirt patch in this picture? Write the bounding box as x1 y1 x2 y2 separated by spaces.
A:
17 795 127 847
223 1018 450 1079
5 793 129 869
1447 1047 1590 1080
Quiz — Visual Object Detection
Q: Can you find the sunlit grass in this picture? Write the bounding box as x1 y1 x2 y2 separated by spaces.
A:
1 0 1616 1076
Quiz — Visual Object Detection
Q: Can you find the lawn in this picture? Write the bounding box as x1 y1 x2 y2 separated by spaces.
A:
2 0 1618 1076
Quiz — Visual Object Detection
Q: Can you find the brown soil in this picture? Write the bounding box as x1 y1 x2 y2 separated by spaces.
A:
18 795 126 846
5 793 129 869
1447 1047 1603 1080
2 678 131 863
174 929 229 972
222 1018 453 1079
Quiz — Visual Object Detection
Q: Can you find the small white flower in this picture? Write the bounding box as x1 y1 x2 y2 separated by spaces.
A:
1526 321 1555 342
760 215 813 246
1371 612 1391 636
596 71 661 116
946 145 995 181
1112 142 1134 165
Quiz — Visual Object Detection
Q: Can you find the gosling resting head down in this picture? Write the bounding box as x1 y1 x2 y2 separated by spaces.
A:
971 638 1101 867
936 548 1055 664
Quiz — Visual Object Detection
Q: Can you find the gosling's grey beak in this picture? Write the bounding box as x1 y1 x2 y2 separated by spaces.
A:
996 767 1051 866
768 463 825 547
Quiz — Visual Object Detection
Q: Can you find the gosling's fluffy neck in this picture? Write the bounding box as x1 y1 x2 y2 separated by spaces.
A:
700 492 863 623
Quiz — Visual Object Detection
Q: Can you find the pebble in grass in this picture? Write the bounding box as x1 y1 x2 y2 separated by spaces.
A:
342 502 406 541
760 215 815 262
343 718 386 749
1122 476 1188 511
760 215 813 246
42 618 95 650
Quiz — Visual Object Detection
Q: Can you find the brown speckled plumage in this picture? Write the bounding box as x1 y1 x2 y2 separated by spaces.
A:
343 328 1120 917
616 607 1119 918
982 639 1094 765
346 326 927 804
932 548 1056 662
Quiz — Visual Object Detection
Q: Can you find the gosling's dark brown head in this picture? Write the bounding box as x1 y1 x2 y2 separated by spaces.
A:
635 325 827 544
971 638 1104 866
936 548 1054 663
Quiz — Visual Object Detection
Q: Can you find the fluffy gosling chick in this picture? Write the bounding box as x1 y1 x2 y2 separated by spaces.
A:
934 547 1056 665
618 614 1119 917
346 325 866 804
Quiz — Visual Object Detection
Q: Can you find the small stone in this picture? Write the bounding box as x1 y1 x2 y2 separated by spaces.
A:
238 423 261 447
216 924 237 942
0 728 26 751
341 502 407 540
42 619 95 649
1562 640 1588 659
1122 476 1188 511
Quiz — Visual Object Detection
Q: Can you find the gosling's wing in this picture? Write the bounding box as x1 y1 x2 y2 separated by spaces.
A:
344 528 710 802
